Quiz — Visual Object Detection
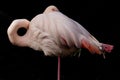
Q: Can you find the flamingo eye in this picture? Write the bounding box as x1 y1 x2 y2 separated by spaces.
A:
17 27 27 36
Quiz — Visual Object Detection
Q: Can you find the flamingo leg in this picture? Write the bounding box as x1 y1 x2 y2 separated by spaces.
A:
58 56 60 80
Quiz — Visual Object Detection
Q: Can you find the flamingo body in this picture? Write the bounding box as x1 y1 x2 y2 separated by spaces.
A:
7 5 114 80
7 5 113 56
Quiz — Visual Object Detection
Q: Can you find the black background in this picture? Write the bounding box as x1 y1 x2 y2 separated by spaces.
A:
0 0 120 80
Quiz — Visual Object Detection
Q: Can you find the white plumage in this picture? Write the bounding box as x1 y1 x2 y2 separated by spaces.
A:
7 5 113 56
7 5 113 80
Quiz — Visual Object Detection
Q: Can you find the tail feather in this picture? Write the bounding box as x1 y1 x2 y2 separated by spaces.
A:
81 38 114 55
101 43 114 53
81 39 101 54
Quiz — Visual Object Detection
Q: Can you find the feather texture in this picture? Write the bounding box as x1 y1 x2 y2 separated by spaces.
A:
7 5 113 56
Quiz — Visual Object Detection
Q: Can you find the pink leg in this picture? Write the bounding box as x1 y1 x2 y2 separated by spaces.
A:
58 56 60 80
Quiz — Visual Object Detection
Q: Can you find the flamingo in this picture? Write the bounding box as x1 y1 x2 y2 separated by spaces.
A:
7 5 113 80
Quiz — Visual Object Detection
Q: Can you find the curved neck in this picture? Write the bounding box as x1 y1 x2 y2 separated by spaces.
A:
7 19 30 47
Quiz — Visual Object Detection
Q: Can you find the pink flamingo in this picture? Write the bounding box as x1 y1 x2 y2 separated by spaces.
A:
7 5 113 80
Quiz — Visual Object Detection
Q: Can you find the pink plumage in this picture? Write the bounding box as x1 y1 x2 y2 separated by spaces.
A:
7 5 114 80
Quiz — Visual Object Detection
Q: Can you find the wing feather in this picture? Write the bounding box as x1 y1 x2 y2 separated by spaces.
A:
48 12 89 48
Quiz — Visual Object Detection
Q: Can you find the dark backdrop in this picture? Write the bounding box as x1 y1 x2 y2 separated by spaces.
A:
0 0 119 80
